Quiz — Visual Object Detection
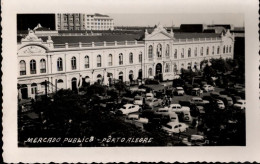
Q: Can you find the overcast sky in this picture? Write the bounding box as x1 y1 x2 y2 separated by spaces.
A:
109 13 244 27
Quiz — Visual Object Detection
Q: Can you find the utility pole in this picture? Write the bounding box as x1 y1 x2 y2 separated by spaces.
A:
45 80 48 99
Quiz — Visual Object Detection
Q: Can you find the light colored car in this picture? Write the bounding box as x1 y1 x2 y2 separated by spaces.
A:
154 107 172 116
202 84 215 92
169 112 179 123
145 98 162 109
134 96 143 106
216 99 225 109
162 122 189 134
175 87 185 96
233 100 246 110
118 104 142 115
169 104 190 114
190 97 210 106
125 114 149 129
145 93 154 100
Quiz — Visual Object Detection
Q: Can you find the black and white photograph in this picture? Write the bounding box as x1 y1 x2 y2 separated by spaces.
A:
2 0 260 163
17 13 246 147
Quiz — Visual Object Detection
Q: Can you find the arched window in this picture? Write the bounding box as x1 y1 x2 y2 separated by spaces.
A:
174 49 177 59
148 45 153 58
157 44 162 57
71 56 77 70
187 63 191 70
181 48 184 58
194 47 197 57
165 63 170 73
119 53 123 65
129 70 134 81
217 46 220 54
129 52 133 64
226 45 228 53
97 55 101 67
118 71 123 81
148 68 153 76
84 55 89 68
206 47 209 55
212 46 215 55
40 59 46 73
57 58 63 71
19 60 26 75
31 83 37 94
165 44 170 57
139 52 142 63
188 48 191 57
108 54 113 66
173 64 177 73
229 46 232 53
30 59 36 74
200 47 203 56
223 46 225 54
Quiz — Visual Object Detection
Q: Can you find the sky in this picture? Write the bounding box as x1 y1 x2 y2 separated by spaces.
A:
17 13 244 30
109 13 244 27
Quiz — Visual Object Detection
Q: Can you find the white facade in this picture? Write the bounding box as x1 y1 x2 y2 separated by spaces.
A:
17 25 234 99
85 14 114 31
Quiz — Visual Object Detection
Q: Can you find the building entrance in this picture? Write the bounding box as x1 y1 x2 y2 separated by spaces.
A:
155 63 163 81
71 78 77 91
21 84 28 99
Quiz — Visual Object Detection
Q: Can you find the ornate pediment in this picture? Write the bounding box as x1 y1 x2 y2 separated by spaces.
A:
18 45 46 55
21 30 42 42
144 24 174 41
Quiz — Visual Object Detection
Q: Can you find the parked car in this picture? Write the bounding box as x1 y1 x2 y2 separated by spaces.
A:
190 134 207 146
202 84 215 92
190 97 210 106
124 114 149 129
118 104 142 115
216 99 225 110
134 96 144 106
202 96 216 103
169 104 190 114
168 112 179 123
191 88 203 96
218 95 233 106
233 100 246 110
175 87 185 96
182 135 207 146
162 122 189 134
145 93 154 100
154 107 172 116
145 98 162 109
210 92 220 98
182 111 192 122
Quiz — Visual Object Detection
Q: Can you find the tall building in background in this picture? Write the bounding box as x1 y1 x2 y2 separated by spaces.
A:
55 13 85 30
85 13 114 31
55 13 114 31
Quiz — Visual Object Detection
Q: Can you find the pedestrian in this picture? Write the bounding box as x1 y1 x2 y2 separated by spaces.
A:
169 97 172 104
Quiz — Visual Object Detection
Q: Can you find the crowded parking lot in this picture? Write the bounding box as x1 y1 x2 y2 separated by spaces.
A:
18 58 246 146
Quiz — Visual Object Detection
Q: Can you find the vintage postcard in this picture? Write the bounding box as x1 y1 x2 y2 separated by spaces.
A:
2 0 260 163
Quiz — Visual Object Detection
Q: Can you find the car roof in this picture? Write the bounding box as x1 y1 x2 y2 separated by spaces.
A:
158 107 169 111
176 87 183 89
124 104 134 107
127 114 139 118
167 122 182 126
192 97 202 100
237 100 245 103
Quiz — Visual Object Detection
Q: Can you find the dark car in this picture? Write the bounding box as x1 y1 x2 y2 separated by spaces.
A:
202 96 216 104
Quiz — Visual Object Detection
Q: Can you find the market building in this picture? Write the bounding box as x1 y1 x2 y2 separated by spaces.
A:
17 24 234 99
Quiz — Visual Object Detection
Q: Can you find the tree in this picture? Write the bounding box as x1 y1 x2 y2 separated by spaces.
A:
114 81 128 96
